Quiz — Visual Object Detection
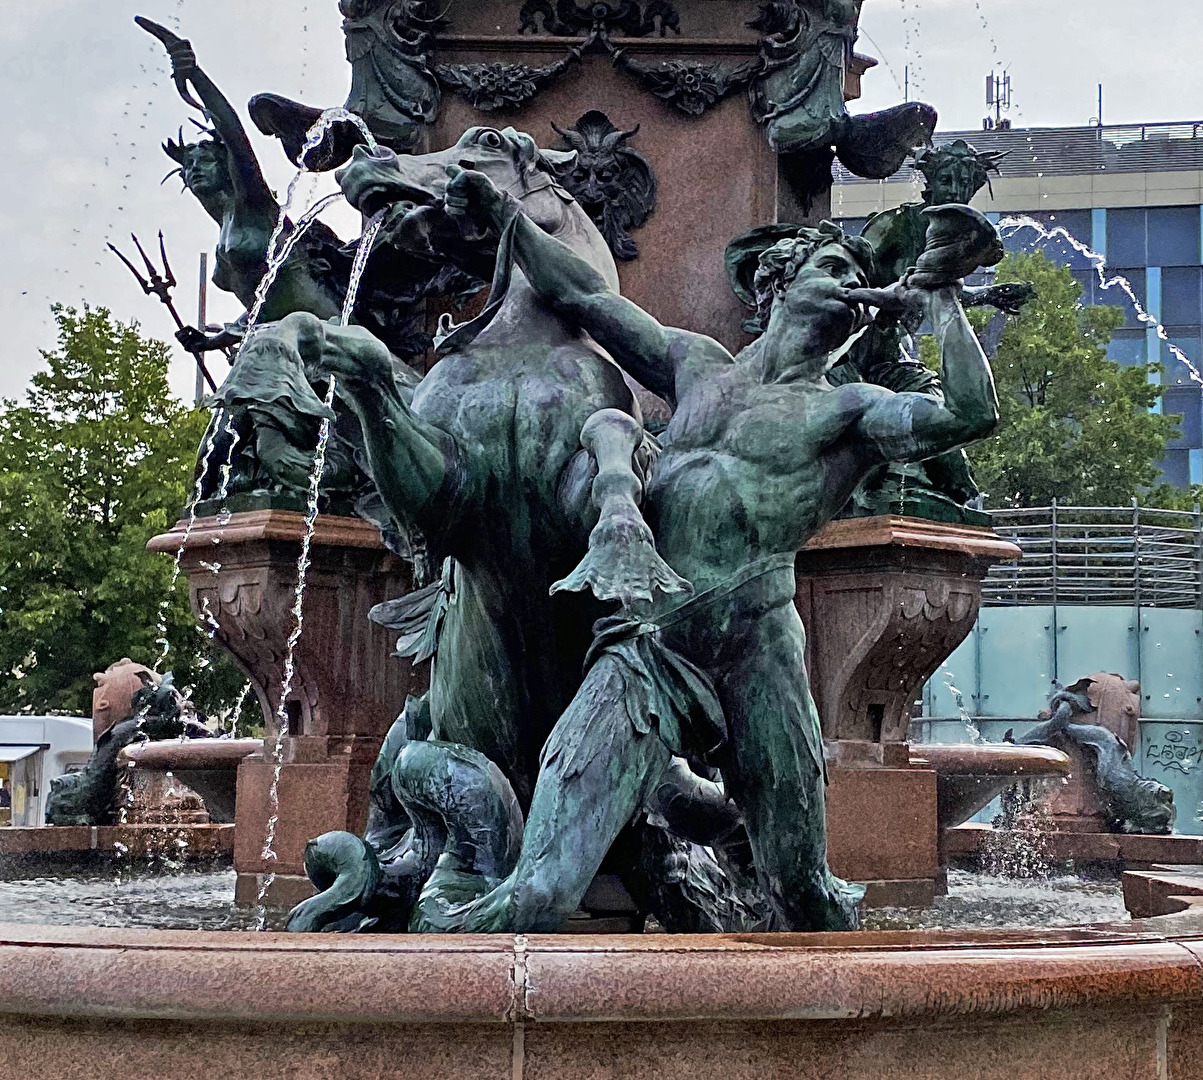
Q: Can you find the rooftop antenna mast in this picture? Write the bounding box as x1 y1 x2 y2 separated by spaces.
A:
984 70 1012 130
1091 83 1104 129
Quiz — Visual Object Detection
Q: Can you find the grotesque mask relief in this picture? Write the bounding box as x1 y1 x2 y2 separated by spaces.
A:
551 111 657 260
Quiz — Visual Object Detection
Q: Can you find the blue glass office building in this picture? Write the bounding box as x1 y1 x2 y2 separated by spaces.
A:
833 122 1203 488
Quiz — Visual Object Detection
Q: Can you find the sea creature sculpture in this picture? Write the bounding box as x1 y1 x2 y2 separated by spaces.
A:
45 673 211 827
1009 683 1175 835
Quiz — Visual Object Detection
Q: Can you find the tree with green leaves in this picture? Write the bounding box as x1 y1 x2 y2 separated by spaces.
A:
929 251 1185 508
0 305 242 716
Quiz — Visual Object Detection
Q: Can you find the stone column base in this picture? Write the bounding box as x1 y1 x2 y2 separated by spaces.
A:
233 757 376 886
826 765 940 903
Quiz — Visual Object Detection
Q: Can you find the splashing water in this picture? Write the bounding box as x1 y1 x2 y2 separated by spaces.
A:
308 107 379 156
146 119 362 623
198 109 375 542
225 681 253 738
980 778 1058 880
341 209 388 326
254 209 385 927
163 107 377 398
999 215 1203 387
938 661 982 742
212 397 242 529
254 375 336 926
864 867 1127 931
199 594 222 644
112 692 159 876
242 108 376 337
972 1 1002 65
152 408 226 672
241 192 344 341
898 0 924 99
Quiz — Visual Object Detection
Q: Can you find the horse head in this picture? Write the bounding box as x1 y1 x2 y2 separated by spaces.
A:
338 125 618 289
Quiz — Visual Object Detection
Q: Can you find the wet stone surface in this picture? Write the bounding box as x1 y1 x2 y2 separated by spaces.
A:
863 869 1130 931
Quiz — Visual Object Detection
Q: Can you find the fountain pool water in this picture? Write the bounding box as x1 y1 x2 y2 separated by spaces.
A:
863 868 1129 931
0 863 1123 936
0 867 285 932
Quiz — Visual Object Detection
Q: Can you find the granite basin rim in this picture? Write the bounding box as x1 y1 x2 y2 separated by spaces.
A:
117 738 263 772
146 509 390 554
914 744 1073 777
3 923 1203 1026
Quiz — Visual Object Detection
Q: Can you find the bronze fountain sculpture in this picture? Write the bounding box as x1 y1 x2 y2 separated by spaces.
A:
133 2 1021 936
13 10 1203 1079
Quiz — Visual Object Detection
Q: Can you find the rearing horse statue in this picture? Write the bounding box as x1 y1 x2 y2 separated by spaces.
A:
278 126 683 929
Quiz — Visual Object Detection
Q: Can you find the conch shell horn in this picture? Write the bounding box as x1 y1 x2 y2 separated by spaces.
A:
135 15 205 112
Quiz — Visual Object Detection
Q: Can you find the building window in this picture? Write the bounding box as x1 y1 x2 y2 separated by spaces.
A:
1147 206 1201 267
1071 269 1096 304
1161 266 1203 325
1040 209 1093 248
1096 267 1147 326
1107 208 1149 267
1162 332 1203 385
1161 448 1191 487
1109 329 1148 366
1162 386 1202 448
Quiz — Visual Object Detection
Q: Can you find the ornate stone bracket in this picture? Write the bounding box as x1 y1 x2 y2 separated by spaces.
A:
793 516 1021 745
148 509 425 902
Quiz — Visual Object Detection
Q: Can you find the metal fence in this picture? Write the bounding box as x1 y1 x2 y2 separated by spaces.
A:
833 120 1203 185
983 503 1203 608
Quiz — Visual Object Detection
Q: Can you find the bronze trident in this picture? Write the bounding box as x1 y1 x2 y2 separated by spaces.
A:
108 231 218 394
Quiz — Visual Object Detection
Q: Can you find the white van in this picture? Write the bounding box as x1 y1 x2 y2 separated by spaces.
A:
0 716 93 827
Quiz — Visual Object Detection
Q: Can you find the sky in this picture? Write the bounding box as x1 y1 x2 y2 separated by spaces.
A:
2 0 1203 403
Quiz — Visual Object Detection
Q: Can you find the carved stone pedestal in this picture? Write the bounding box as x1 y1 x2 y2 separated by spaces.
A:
796 516 1021 905
149 511 424 905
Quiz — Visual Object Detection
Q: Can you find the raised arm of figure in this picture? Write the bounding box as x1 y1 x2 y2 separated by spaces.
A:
138 18 277 215
444 165 732 406
854 284 999 464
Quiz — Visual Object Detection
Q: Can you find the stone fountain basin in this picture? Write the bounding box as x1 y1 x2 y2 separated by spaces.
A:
911 743 1072 830
3 917 1203 1079
117 738 262 824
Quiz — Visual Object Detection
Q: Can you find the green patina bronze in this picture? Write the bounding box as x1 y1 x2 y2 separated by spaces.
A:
748 1 936 206
125 5 1013 936
727 138 1034 519
139 18 347 346
282 142 1002 934
44 674 212 827
274 128 652 821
